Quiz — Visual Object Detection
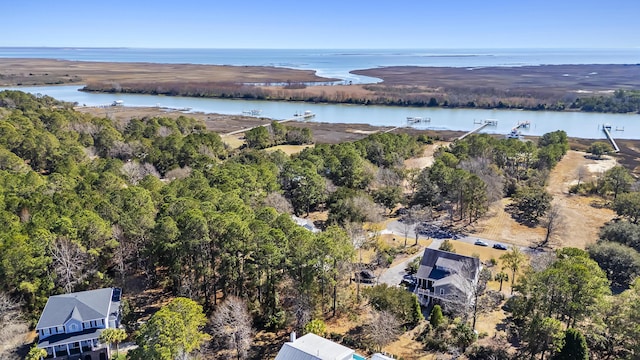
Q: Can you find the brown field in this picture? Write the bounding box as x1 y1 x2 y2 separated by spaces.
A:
4 59 639 113
0 58 336 86
467 150 617 250
354 64 640 92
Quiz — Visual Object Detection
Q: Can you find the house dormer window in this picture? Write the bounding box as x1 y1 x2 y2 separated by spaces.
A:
440 289 445 295
69 323 78 332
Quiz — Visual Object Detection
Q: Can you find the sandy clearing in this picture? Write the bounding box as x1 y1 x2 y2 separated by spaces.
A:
470 150 616 249
403 142 445 170
545 150 616 249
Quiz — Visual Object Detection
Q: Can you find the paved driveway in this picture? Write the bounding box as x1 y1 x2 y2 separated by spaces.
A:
377 249 424 286
378 222 521 286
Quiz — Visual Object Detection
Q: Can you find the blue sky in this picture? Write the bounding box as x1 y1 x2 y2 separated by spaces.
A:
2 0 639 49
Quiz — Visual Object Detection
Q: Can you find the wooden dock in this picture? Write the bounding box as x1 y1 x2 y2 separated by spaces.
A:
457 120 497 140
602 124 620 153
224 115 304 136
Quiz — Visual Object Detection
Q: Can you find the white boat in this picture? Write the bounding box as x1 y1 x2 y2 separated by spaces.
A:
507 129 523 139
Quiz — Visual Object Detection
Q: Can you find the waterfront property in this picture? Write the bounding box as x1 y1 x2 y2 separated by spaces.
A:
414 248 482 307
3 85 640 140
35 288 122 360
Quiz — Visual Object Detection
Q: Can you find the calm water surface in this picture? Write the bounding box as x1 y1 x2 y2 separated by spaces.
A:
2 48 638 139
5 85 639 140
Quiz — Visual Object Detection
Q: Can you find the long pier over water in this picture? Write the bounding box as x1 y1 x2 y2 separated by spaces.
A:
457 119 498 140
224 112 315 136
602 124 620 153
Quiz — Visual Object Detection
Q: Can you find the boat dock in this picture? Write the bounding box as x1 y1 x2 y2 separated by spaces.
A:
506 121 530 139
457 119 497 140
293 110 316 120
242 109 262 116
224 112 314 136
406 116 431 125
602 124 620 153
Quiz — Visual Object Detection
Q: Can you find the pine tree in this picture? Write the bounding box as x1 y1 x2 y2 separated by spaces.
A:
554 328 589 360
429 304 444 328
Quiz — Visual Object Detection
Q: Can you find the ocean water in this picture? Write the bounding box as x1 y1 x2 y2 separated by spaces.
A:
1 47 638 83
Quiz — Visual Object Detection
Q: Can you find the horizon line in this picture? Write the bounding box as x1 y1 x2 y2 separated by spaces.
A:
1 46 637 51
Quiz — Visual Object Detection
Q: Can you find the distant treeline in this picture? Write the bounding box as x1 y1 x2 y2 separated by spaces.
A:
82 82 640 114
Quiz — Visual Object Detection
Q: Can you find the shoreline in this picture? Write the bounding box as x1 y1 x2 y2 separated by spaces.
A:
2 59 639 114
74 105 640 176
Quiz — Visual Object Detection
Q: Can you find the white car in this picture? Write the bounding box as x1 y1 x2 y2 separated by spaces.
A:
474 239 489 247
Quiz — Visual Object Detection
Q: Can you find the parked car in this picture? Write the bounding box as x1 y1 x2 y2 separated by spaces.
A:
355 269 376 283
493 243 508 250
401 274 416 287
474 239 489 247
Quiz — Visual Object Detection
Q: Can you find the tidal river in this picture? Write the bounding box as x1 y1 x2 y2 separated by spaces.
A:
4 85 640 140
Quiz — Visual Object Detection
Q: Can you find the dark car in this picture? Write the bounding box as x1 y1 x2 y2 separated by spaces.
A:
355 270 376 283
492 243 508 250
401 274 416 287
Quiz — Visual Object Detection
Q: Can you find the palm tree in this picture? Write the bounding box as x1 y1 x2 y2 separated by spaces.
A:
500 247 526 294
99 328 127 357
25 344 47 360
494 271 509 292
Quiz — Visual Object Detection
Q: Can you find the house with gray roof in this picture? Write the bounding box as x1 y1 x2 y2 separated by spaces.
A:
414 248 482 307
36 287 122 360
274 332 394 360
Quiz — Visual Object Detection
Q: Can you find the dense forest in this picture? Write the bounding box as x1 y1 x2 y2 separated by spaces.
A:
0 90 639 359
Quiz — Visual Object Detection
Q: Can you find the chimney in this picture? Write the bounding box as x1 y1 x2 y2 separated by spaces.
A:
290 331 296 342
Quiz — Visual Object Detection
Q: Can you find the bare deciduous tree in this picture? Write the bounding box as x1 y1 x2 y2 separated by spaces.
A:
540 204 564 248
400 212 416 247
165 166 193 181
210 296 253 360
576 165 588 187
409 205 429 246
443 260 490 331
262 192 293 214
111 224 128 287
351 195 385 224
376 167 402 188
345 222 368 301
51 237 90 293
365 310 401 352
0 293 28 357
460 157 504 203
121 161 160 185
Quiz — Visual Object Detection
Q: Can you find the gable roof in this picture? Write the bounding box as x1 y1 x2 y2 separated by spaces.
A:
36 288 115 330
416 248 480 281
275 333 354 360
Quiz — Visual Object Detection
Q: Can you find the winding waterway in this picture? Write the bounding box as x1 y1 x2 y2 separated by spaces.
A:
4 85 640 140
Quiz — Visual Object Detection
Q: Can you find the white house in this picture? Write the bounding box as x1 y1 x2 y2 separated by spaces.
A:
35 288 122 360
274 332 393 360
